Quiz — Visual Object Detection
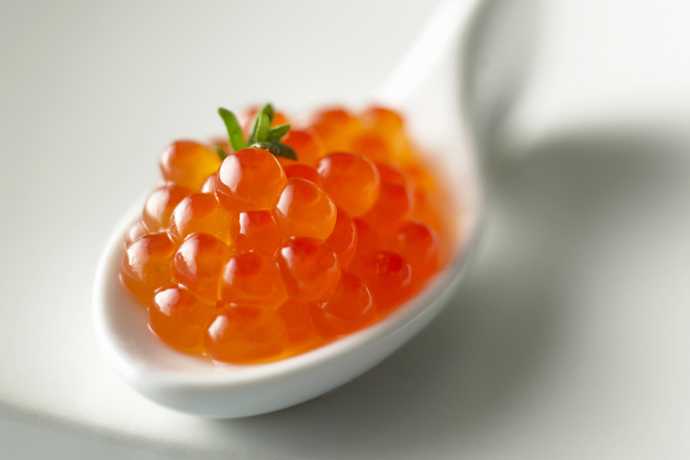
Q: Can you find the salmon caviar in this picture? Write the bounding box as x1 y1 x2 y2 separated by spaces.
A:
119 103 457 364
215 148 287 213
352 218 381 258
360 106 411 162
232 210 284 255
220 252 287 309
277 299 317 349
150 285 215 353
142 184 193 232
172 233 233 302
361 180 414 232
350 132 393 163
395 221 439 282
159 140 222 190
169 193 234 244
352 251 413 313
360 106 404 136
276 237 341 302
205 305 287 364
317 152 380 217
326 207 358 268
411 189 441 231
200 173 216 194
374 162 410 188
310 108 360 151
124 220 147 248
310 271 375 339
121 232 177 304
273 178 337 240
282 163 323 186
282 130 323 166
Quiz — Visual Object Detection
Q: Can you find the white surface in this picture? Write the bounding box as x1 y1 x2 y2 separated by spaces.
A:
2 0 690 458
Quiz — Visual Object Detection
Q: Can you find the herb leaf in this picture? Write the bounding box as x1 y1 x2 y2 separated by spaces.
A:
268 124 290 139
217 108 246 152
239 102 297 161
274 142 297 160
250 104 275 136
252 141 297 161
259 104 275 123
254 113 271 142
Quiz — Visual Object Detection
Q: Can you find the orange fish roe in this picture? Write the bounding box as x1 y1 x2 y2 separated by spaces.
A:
277 298 317 349
220 251 288 309
282 129 324 166
120 103 457 364
232 210 284 255
150 285 215 353
215 147 287 213
360 106 404 136
200 173 216 194
316 152 380 217
173 233 233 302
142 184 193 232
276 237 341 302
205 305 287 364
353 251 414 313
159 140 222 190
360 106 412 163
310 271 375 339
121 232 177 304
395 221 439 284
361 180 414 232
282 163 323 186
169 193 233 245
350 132 393 163
411 189 442 231
374 162 409 188
326 207 358 268
272 178 337 240
124 220 147 248
310 108 360 152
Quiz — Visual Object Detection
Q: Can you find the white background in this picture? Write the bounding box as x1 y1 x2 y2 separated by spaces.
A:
2 0 690 458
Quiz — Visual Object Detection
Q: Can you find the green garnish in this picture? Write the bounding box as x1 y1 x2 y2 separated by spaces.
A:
217 108 246 152
268 124 290 139
217 103 297 161
253 113 271 143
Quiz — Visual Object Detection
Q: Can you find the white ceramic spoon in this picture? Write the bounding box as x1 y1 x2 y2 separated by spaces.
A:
92 0 484 418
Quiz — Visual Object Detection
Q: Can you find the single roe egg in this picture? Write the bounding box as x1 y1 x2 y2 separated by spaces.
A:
317 152 380 217
272 178 337 241
310 271 376 339
120 232 177 304
215 148 287 213
220 252 288 309
159 140 221 190
150 285 215 352
204 306 287 364
172 233 233 303
276 237 341 302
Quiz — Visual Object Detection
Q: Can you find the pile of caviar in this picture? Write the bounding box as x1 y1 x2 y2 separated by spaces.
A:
120 105 455 364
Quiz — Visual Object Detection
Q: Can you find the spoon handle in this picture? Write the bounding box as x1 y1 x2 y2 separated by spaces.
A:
374 0 482 167
375 0 481 107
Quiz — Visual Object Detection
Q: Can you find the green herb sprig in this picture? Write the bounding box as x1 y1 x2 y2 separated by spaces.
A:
217 104 297 161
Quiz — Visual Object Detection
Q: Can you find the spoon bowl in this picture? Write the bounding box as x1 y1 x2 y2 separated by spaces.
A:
93 0 484 418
